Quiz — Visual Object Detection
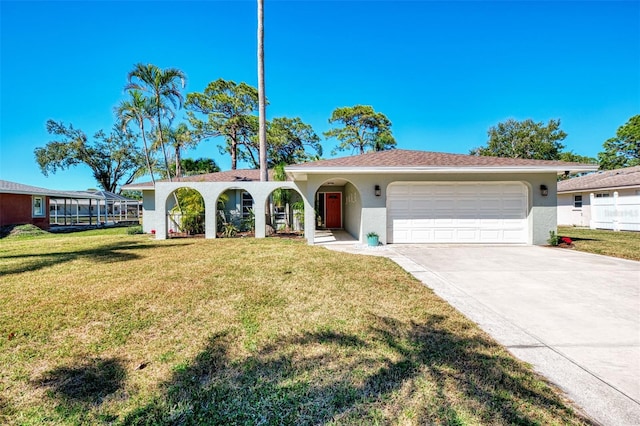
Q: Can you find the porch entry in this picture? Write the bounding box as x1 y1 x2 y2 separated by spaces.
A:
317 192 342 229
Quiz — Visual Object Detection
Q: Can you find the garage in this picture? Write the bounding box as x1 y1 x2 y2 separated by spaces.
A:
387 181 529 243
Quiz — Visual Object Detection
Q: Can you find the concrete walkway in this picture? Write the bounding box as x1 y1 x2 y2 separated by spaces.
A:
319 239 640 426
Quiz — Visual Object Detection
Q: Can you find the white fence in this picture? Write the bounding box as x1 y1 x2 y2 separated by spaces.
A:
590 192 640 231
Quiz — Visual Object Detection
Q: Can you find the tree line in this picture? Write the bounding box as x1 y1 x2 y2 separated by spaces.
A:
34 63 638 192
34 63 396 192
470 115 639 172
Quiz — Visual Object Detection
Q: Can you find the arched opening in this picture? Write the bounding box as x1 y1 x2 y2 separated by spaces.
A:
265 186 305 239
216 188 256 238
314 179 362 241
165 187 205 238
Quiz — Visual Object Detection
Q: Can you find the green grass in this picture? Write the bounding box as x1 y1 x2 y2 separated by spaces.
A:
0 231 592 425
558 226 640 261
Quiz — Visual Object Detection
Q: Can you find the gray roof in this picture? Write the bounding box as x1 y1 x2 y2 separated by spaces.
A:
286 150 598 173
0 179 103 199
123 169 278 190
557 166 640 193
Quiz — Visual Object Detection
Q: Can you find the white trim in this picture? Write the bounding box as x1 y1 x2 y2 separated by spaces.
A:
32 196 45 218
286 165 598 176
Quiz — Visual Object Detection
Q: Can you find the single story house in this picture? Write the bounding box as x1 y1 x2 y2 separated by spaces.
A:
0 180 100 230
124 150 597 245
558 165 640 231
0 180 53 229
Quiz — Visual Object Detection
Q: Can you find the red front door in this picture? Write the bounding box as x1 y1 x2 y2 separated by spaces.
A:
325 192 342 228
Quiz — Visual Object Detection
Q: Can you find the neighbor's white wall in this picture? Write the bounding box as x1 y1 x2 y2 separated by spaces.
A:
557 192 591 227
590 188 640 231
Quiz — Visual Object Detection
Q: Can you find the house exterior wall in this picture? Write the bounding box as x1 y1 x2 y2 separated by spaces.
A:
0 193 50 229
142 190 157 233
139 172 558 245
557 192 591 227
558 188 640 229
300 172 558 245
343 182 362 240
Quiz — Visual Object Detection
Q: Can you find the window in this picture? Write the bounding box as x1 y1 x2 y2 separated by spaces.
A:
241 192 253 218
33 196 45 217
573 195 582 208
595 193 610 198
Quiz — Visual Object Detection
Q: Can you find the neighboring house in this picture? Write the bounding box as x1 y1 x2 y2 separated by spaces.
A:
558 166 640 231
0 180 53 229
0 180 99 230
124 150 597 245
0 180 139 230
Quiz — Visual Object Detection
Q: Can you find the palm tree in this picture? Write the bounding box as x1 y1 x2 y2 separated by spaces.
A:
153 123 194 178
126 63 186 182
115 90 156 184
257 0 268 181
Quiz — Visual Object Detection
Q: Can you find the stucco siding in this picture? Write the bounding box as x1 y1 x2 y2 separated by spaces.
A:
142 190 157 233
302 172 558 245
139 171 559 245
343 182 362 241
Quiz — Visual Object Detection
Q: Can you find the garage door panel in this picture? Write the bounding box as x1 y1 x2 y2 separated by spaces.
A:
388 182 528 244
479 229 501 241
456 229 479 241
433 229 456 241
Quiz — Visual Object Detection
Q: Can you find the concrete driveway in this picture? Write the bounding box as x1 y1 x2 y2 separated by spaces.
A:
386 245 640 426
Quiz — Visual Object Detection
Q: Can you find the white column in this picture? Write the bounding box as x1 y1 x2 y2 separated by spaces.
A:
304 197 315 244
254 203 266 238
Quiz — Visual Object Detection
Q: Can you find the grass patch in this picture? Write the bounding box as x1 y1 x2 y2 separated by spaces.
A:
558 226 640 261
0 224 50 239
0 231 593 424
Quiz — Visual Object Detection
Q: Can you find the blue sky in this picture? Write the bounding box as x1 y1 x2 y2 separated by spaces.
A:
1 0 638 191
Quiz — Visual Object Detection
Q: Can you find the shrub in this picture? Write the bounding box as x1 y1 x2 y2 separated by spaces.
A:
548 230 560 246
126 225 143 235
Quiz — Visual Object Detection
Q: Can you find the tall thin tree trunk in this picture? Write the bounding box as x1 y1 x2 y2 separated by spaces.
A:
140 121 156 184
257 0 268 181
156 96 173 182
175 145 182 177
231 139 237 170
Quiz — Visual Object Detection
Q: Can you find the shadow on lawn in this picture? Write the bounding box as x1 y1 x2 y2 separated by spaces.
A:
121 315 594 425
0 242 190 276
34 356 126 421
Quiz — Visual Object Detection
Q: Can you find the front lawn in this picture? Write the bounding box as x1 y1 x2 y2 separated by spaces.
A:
1 230 590 424
558 226 640 261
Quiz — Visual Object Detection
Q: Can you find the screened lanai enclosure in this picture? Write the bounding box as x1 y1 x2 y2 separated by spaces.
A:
49 190 141 227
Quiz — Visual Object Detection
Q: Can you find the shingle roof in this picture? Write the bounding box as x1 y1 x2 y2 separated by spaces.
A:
557 166 640 193
0 180 102 199
123 169 278 190
285 149 596 171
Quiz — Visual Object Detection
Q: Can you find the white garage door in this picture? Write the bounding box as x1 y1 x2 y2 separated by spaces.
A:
387 182 528 243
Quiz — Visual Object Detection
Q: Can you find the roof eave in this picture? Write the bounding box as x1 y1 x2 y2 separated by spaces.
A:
558 183 640 194
285 165 599 175
1 189 103 199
